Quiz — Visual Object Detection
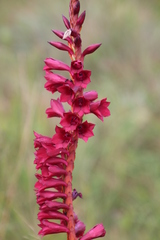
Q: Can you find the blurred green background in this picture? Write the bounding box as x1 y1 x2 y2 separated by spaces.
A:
0 0 160 240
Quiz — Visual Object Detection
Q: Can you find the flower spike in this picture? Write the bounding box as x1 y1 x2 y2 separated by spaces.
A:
34 0 110 239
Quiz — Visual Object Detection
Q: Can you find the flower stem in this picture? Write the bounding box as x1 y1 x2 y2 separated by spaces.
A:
64 142 78 240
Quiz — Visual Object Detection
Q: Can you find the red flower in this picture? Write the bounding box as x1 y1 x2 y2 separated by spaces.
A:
52 126 72 148
71 60 83 74
49 41 73 56
44 71 66 93
90 98 110 121
34 131 53 148
58 83 75 105
34 130 70 237
83 91 98 101
80 223 106 240
38 220 69 236
76 121 95 142
75 221 86 238
46 98 65 118
40 200 69 211
73 96 90 117
60 112 80 131
44 58 70 71
73 70 91 88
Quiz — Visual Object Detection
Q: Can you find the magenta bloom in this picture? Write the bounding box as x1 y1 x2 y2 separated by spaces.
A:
83 91 98 101
34 131 69 236
60 112 80 131
90 98 110 121
34 0 109 239
58 84 75 104
44 58 70 71
44 71 66 93
80 224 106 240
71 60 83 74
76 121 95 142
72 96 90 117
46 98 65 118
73 70 91 88
38 220 69 236
52 126 72 148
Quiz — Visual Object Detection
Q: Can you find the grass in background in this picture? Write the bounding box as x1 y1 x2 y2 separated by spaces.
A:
0 0 160 239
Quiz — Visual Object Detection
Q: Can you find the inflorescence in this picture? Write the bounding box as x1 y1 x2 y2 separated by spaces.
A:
34 1 110 239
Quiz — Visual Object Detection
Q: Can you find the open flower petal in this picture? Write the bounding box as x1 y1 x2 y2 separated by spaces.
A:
46 98 65 118
76 121 95 142
80 223 106 240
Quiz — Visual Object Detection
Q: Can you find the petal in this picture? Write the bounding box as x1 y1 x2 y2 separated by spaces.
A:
82 43 101 57
84 91 98 101
75 220 86 238
44 71 66 82
49 41 73 55
38 210 68 222
38 219 69 236
80 223 106 240
76 11 86 27
62 15 70 29
44 58 70 71
46 99 65 118
40 200 69 211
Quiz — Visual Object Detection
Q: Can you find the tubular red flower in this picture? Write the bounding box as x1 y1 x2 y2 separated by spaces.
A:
38 220 69 236
49 41 74 56
71 60 83 73
52 126 72 148
90 98 110 121
44 58 70 71
60 112 80 131
44 71 67 82
80 224 106 240
46 98 65 118
72 96 90 117
44 72 67 93
83 91 98 101
40 200 69 211
73 70 91 88
58 84 75 104
76 121 95 142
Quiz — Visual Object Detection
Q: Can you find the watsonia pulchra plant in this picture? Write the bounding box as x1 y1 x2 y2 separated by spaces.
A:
34 0 110 239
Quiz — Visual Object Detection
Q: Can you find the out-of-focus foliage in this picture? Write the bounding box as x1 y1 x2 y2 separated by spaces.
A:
0 0 160 240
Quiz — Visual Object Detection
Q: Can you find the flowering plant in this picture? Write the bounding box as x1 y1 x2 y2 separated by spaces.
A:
34 0 110 239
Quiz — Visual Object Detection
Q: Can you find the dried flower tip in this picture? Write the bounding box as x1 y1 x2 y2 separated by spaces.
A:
63 29 72 39
72 188 83 200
